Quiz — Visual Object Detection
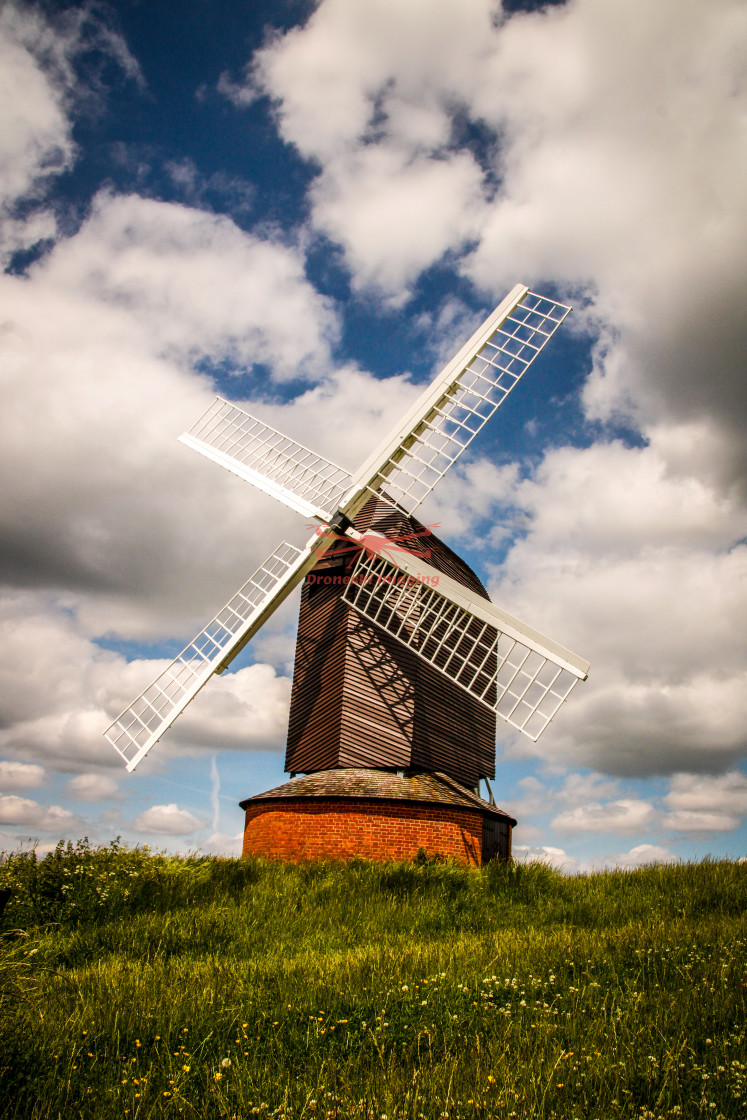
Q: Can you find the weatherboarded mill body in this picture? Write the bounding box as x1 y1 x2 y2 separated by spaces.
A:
241 498 516 865
106 286 588 868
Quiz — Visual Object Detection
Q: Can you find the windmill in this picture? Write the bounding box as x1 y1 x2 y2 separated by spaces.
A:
105 284 589 864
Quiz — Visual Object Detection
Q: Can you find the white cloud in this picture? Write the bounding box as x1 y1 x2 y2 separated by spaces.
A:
479 436 747 778
665 810 739 834
39 191 338 380
252 0 495 162
248 0 747 488
250 0 498 298
552 798 657 836
0 4 142 262
666 770 747 814
598 843 678 869
663 771 747 833
309 145 486 297
200 829 243 857
462 0 747 491
0 6 74 213
0 595 292 774
512 844 579 874
0 189 347 642
0 760 45 791
65 773 120 802
133 802 204 835
0 794 75 829
167 663 291 754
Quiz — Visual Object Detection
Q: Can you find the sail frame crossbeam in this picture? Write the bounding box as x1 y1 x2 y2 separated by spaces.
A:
180 397 352 521
342 546 588 742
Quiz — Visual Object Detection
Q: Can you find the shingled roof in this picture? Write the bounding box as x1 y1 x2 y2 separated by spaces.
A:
239 768 516 824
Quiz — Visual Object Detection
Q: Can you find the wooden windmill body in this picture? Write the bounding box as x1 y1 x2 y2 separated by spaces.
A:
105 286 589 865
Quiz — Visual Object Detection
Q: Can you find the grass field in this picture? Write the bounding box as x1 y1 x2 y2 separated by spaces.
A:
0 840 745 1119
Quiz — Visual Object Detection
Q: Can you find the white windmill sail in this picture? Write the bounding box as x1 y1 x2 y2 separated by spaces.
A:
179 397 353 521
177 288 570 528
106 283 586 770
338 286 571 521
342 543 589 742
105 537 332 771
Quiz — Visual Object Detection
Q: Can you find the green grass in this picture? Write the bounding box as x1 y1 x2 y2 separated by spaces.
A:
1 840 745 1119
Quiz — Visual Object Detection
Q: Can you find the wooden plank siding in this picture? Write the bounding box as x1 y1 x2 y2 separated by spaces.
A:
284 496 498 787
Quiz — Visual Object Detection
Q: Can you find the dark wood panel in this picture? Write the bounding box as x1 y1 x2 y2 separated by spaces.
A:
284 495 497 785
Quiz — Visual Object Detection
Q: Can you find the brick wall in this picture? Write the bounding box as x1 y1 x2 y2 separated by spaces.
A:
242 798 483 866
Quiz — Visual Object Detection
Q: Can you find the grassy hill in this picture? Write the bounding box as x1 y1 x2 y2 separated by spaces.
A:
1 841 745 1119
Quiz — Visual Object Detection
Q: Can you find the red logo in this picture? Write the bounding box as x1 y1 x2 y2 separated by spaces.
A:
309 523 439 563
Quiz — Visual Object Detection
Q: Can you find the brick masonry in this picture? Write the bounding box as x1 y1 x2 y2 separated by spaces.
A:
242 797 483 866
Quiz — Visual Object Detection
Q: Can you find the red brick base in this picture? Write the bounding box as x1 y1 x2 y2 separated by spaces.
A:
242 797 483 865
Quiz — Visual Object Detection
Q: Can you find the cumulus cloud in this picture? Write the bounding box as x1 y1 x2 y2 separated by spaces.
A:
0 187 347 643
0 595 292 774
552 798 657 836
0 6 74 218
246 0 503 298
65 773 120 801
512 844 579 874
200 829 243 857
133 803 204 835
309 145 486 298
39 192 338 380
0 4 141 262
0 794 75 829
470 436 747 778
247 0 747 488
0 761 45 791
598 843 678 870
664 771 747 833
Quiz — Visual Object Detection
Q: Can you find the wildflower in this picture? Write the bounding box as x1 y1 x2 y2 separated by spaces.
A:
135 1040 141 1048
214 1073 222 1081
221 1057 232 1068
183 1065 190 1072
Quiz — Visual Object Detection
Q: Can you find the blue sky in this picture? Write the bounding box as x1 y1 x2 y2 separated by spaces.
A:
0 0 745 871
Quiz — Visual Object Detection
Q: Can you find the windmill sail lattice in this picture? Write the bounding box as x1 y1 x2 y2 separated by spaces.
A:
343 546 588 743
104 284 588 771
180 397 353 521
106 541 324 771
345 286 570 518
